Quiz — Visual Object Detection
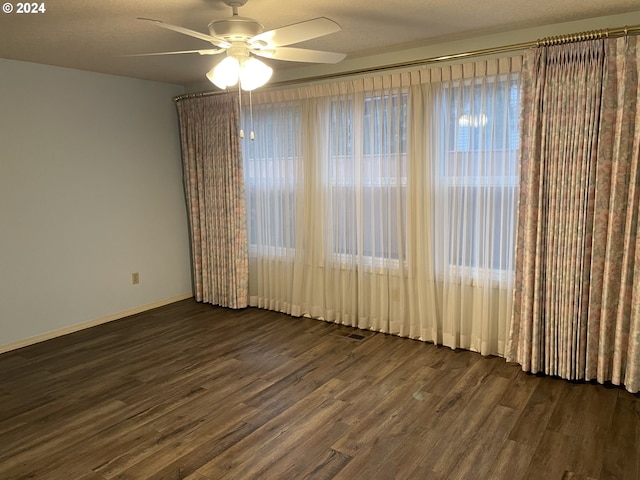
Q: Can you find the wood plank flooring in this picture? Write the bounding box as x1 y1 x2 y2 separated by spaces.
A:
0 299 638 479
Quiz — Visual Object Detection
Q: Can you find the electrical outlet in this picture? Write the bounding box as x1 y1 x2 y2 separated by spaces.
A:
132 272 140 285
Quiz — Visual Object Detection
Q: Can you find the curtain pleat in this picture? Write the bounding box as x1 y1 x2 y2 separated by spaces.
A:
508 37 640 393
176 93 248 308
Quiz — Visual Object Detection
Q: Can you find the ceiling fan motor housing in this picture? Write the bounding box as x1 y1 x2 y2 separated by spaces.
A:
209 17 264 41
223 0 248 7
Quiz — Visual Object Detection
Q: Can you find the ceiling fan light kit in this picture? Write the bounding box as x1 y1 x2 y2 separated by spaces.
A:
206 55 273 91
136 0 345 91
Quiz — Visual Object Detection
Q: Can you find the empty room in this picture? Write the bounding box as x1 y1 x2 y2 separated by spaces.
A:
1 1 640 478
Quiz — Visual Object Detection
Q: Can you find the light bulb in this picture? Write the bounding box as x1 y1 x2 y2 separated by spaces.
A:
207 56 240 90
239 57 273 91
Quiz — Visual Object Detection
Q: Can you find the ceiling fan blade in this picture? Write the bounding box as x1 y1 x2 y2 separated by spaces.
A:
254 47 346 64
137 17 231 48
125 49 224 57
249 17 341 48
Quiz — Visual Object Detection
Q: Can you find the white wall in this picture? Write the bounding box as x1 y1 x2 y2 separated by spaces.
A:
0 59 193 349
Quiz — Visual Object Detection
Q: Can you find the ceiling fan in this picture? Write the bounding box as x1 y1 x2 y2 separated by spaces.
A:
136 0 346 90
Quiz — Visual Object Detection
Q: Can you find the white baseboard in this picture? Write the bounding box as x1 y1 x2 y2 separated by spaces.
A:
0 292 194 354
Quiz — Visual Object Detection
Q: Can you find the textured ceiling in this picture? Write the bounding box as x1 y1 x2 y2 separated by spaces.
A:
1 0 639 87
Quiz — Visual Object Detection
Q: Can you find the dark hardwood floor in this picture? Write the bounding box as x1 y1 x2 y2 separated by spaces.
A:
0 299 638 479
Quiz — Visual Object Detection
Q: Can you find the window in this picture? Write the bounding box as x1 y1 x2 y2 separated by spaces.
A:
242 75 520 280
439 75 520 276
329 92 408 263
243 102 299 253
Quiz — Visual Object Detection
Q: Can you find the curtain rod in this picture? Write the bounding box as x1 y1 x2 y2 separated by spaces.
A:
174 23 639 102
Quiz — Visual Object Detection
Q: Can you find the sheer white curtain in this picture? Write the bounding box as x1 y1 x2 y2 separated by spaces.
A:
244 58 521 356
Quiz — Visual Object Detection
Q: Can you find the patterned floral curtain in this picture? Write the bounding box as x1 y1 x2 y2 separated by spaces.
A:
176 93 248 308
507 36 640 393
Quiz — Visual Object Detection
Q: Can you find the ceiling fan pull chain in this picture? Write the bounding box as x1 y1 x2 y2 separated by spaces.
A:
238 83 245 139
249 90 255 141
